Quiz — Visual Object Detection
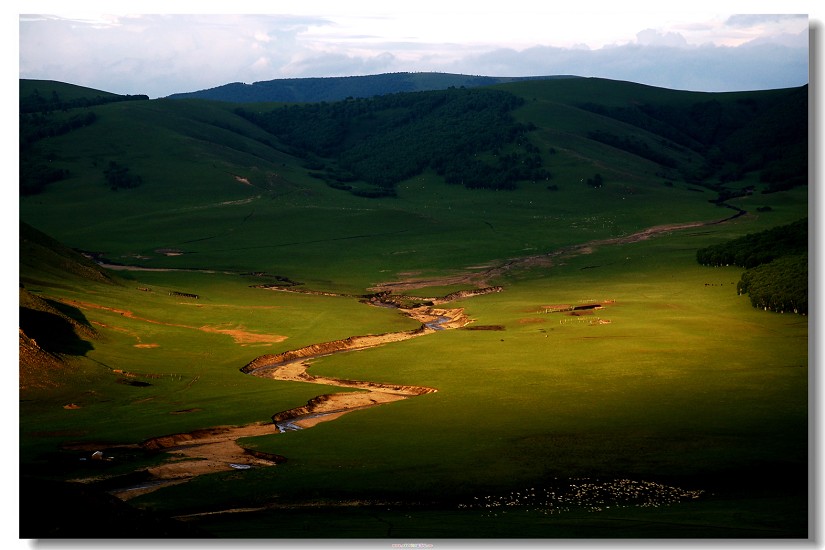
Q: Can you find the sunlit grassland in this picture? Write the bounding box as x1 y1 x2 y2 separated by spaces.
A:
256 245 804 478
20 193 808 537
124 226 806 535
19 269 419 461
22 181 806 469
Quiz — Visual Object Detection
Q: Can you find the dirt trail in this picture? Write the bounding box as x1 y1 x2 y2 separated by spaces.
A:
369 213 744 293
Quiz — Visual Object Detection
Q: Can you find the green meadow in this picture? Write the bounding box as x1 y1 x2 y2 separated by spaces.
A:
111 222 805 537
19 78 808 538
21 192 808 536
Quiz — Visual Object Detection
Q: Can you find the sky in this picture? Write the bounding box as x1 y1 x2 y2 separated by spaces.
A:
15 1 816 98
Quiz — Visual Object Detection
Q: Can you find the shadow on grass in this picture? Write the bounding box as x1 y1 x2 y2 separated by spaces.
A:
19 305 94 356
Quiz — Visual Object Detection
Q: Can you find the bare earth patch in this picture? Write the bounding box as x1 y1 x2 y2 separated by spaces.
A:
518 318 546 324
69 300 287 345
113 423 282 500
199 324 287 345
102 307 462 499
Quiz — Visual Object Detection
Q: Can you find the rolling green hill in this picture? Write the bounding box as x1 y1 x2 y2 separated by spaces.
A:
18 76 808 539
20 79 147 112
18 76 807 291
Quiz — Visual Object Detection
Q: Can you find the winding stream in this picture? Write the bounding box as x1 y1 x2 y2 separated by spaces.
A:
105 212 743 499
109 304 463 499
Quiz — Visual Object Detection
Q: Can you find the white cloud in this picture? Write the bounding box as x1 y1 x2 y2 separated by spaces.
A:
282 51 397 78
635 29 689 48
444 40 808 92
19 14 341 96
250 56 270 71
253 31 272 43
17 11 812 97
725 14 807 27
741 29 809 48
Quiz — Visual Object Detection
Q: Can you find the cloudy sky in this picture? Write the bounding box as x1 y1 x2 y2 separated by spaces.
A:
17 2 816 98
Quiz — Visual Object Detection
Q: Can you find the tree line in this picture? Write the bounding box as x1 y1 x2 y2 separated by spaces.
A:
20 111 98 149
235 87 551 195
587 130 678 168
737 255 807 314
20 90 147 195
19 110 99 195
578 86 807 189
103 161 143 190
696 218 807 314
696 218 807 268
20 89 148 114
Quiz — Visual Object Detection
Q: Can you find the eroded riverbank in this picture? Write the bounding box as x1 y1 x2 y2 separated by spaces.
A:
99 214 742 500
107 304 467 499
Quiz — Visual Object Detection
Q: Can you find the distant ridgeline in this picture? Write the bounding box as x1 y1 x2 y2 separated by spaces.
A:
696 218 808 314
235 87 551 194
166 72 578 103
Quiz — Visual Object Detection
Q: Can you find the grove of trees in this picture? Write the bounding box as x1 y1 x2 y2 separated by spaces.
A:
236 88 551 195
696 218 807 314
103 161 143 191
737 255 807 314
696 218 807 268
578 86 807 190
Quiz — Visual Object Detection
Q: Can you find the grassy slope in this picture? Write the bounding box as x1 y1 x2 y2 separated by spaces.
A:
19 78 808 538
22 79 754 292
19 233 421 464
23 80 804 294
20 79 122 104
